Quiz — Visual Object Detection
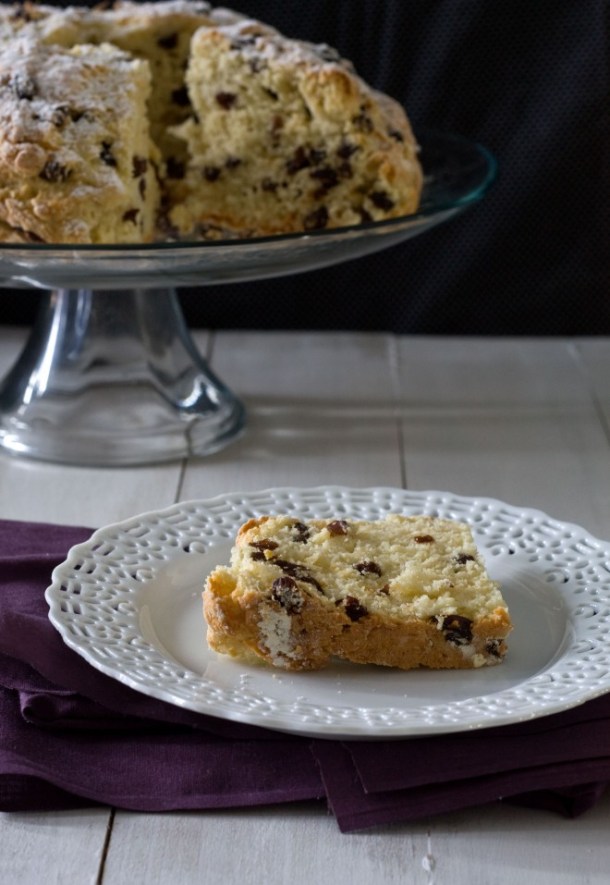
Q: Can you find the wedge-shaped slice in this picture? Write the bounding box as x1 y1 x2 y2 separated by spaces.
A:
204 514 512 671
169 18 422 237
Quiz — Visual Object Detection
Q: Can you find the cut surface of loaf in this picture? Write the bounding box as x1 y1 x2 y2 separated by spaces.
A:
203 515 512 672
0 38 161 244
169 19 423 237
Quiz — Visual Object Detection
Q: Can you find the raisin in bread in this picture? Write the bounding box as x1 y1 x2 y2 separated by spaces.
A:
204 515 512 671
168 18 423 237
0 38 161 243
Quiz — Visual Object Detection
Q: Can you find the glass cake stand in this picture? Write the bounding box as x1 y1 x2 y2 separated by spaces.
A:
0 130 495 466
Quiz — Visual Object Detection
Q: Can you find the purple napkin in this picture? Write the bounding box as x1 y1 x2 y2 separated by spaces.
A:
0 518 609 831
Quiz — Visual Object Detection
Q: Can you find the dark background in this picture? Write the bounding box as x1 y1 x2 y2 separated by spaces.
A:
1 0 608 333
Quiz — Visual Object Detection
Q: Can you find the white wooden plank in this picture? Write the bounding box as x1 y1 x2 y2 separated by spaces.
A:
180 331 404 499
105 804 428 885
394 336 589 406
0 456 184 528
0 809 111 885
426 791 610 885
395 337 610 538
572 338 610 418
213 330 399 400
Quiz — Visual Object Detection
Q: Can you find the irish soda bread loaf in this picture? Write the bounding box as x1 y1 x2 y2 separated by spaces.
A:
0 1 422 243
203 515 512 671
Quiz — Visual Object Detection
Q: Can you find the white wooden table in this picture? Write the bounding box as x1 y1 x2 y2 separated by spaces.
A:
2 327 610 884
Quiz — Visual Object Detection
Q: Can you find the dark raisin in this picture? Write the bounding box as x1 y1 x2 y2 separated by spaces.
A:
12 72 36 100
166 157 185 179
100 142 117 167
155 213 180 240
378 584 391 595
388 128 405 142
47 105 87 125
370 191 395 212
250 539 279 551
286 147 311 175
250 550 267 561
261 178 279 192
414 534 435 544
352 112 373 133
337 142 359 160
310 166 339 193
293 522 310 543
230 36 256 50
337 162 353 179
15 227 44 243
132 156 148 178
216 92 237 109
441 614 473 645
171 86 190 107
455 553 475 565
274 559 323 592
264 87 279 101
359 208 373 223
269 124 283 148
354 560 382 577
341 596 368 621
327 520 349 536
50 106 69 127
303 206 329 230
40 161 72 183
308 148 327 166
122 208 139 224
203 166 222 182
65 108 91 124
225 156 242 169
485 639 503 658
12 5 34 20
157 32 178 50
271 576 304 614
316 45 341 63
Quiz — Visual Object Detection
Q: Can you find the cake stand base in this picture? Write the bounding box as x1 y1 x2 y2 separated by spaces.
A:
0 288 245 466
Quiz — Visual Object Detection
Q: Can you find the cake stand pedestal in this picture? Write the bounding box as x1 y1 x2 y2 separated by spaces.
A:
0 287 243 465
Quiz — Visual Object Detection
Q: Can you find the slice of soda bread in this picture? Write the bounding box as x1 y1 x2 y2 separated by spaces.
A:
204 514 512 671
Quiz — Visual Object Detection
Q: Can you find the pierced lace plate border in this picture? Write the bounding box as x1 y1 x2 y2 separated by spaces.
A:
45 487 610 738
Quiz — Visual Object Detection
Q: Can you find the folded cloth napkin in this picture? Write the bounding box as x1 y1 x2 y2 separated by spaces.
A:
1 518 609 831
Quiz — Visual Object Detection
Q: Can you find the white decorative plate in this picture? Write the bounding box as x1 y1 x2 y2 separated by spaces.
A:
45 487 610 738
